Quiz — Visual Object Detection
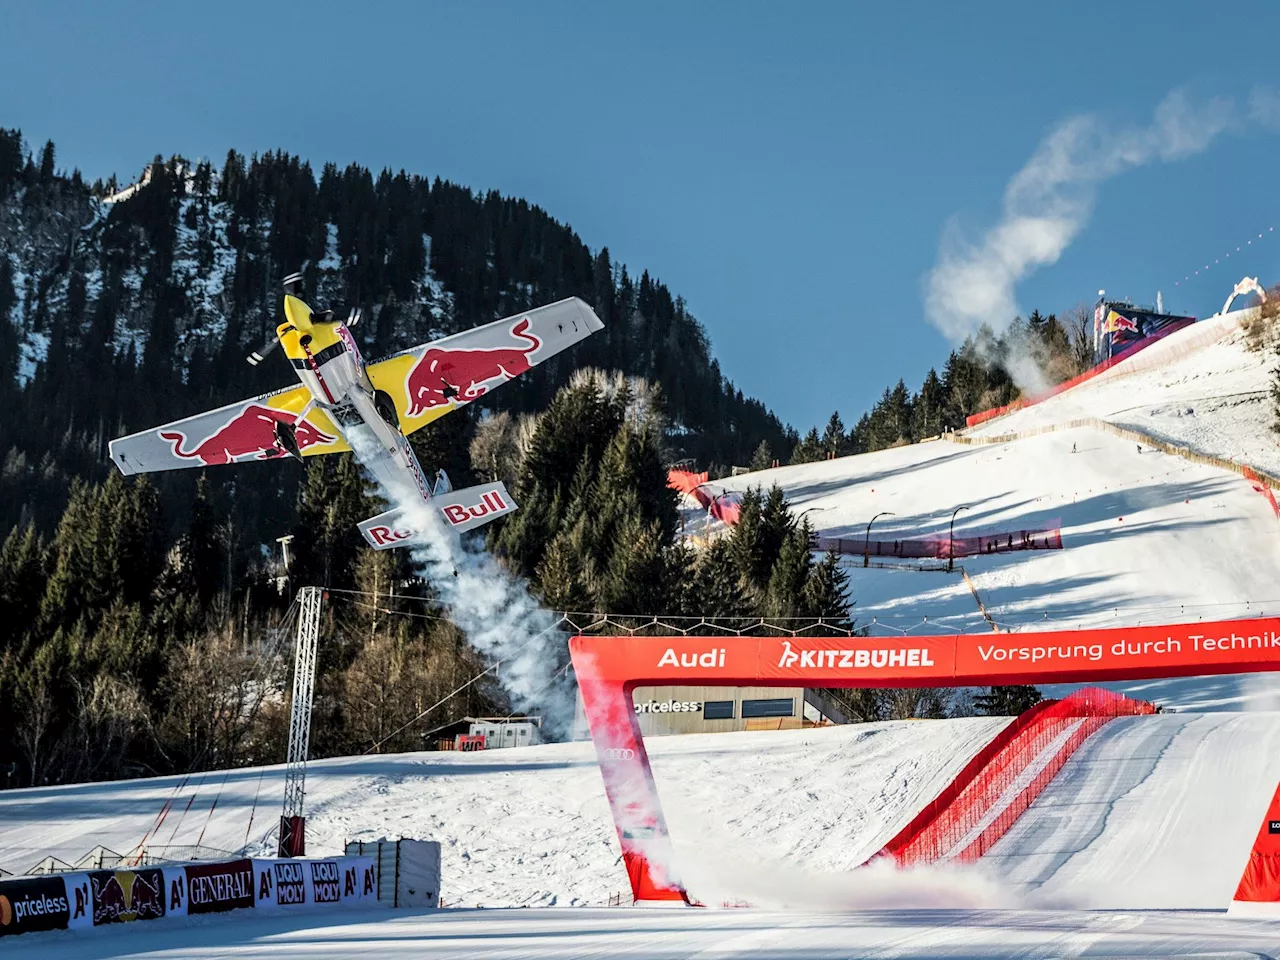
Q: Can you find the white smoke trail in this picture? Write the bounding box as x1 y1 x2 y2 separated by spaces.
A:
350 428 576 738
672 847 1025 911
924 89 1242 387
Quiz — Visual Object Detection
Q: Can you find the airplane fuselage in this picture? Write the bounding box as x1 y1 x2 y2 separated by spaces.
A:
278 294 433 503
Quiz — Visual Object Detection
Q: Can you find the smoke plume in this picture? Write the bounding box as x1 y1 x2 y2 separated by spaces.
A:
350 427 577 739
923 89 1240 385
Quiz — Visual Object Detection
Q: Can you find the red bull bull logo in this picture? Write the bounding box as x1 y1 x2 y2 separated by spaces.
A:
404 318 541 417
1105 310 1139 335
160 405 336 466
90 869 165 925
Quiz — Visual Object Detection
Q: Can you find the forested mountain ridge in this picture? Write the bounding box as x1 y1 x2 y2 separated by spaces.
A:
0 130 793 542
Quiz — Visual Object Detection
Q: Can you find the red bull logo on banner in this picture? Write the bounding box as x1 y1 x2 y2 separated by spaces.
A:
90 869 165 925
160 405 335 466
404 318 541 417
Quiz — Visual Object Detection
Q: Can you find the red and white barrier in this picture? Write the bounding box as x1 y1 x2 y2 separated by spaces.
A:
878 688 1152 866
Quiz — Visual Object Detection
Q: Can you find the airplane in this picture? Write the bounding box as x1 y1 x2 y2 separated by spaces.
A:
109 273 604 549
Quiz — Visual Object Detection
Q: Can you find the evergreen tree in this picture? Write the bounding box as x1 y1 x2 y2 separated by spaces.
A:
820 412 845 458
38 140 55 184
748 440 772 472
801 551 852 627
765 521 814 619
0 523 45 643
790 427 822 464
974 685 1043 716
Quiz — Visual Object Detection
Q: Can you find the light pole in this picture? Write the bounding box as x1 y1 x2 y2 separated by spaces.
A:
864 511 895 568
948 504 971 573
797 506 827 536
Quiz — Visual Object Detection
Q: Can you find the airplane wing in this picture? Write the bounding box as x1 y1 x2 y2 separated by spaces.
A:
367 296 603 435
109 384 349 475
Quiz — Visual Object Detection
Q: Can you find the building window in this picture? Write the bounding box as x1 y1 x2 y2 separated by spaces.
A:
741 698 794 719
703 700 735 720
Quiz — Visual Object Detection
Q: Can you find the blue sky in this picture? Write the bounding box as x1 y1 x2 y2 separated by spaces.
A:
5 1 1280 431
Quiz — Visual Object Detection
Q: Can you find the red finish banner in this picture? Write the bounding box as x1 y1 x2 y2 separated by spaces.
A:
574 619 1280 688
571 618 1280 905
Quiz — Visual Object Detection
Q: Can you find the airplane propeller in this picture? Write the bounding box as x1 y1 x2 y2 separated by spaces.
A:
246 336 280 367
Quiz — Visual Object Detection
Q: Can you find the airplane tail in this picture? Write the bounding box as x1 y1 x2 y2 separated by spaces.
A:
357 481 518 550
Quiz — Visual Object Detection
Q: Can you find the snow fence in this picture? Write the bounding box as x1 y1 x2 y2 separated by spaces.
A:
0 854 378 940
877 687 1155 866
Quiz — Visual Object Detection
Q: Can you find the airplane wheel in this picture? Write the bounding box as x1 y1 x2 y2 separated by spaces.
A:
374 390 400 429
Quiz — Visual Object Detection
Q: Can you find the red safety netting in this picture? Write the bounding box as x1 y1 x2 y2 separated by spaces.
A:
667 469 709 498
816 525 1062 561
1242 466 1280 519
878 687 1154 866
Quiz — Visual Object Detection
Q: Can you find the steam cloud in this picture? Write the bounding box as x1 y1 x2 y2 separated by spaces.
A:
923 89 1243 372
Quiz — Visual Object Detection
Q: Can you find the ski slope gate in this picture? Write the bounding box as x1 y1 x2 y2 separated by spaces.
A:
569 618 1280 908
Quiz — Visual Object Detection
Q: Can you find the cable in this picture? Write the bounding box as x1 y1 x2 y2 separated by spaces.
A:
131 593 299 861
361 614 569 754
194 766 234 851
241 764 270 854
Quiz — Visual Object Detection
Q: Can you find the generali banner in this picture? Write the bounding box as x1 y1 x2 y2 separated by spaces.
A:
185 859 255 915
572 617 1280 687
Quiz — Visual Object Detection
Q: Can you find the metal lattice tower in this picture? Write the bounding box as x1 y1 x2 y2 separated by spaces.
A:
282 586 322 819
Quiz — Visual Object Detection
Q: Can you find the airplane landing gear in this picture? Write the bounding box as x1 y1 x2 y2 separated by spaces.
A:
274 419 303 461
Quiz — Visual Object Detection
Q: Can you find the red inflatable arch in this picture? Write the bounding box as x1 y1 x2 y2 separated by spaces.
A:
569 617 1280 907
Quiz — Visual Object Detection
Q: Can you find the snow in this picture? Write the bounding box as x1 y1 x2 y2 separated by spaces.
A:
317 223 341 272
0 720 1004 907
11 904 1280 959
17 329 47 384
971 310 1280 477
171 197 237 351
13 711 1280 952
693 312 1280 710
986 712 1280 909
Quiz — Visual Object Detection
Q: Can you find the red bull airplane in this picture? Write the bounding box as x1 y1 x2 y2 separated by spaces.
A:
109 273 604 548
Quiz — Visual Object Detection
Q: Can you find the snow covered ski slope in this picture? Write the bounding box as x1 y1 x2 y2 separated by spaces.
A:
0 719 1006 907
691 310 1280 709
11 904 1280 959
969 309 1280 476
984 712 1280 908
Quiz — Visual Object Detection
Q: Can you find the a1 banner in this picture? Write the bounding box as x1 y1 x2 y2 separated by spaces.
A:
184 859 254 915
88 867 166 925
0 876 72 938
339 857 377 903
62 872 94 931
162 867 188 918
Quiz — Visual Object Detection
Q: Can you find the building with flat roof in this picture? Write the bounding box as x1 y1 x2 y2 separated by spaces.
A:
626 685 848 736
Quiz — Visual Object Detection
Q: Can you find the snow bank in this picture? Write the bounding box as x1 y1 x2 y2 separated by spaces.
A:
0 719 1004 907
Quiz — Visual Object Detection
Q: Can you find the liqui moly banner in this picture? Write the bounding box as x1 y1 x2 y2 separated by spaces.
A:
252 857 376 911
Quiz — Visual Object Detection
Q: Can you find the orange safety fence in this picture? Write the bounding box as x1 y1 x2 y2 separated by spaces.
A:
877 687 1155 867
1243 466 1280 518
